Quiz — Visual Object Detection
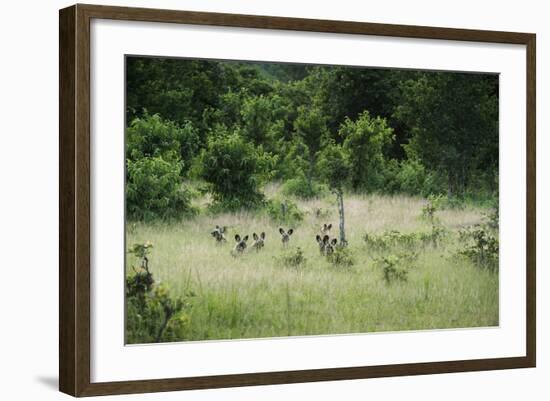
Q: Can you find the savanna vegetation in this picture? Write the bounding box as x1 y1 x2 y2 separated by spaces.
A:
124 57 499 344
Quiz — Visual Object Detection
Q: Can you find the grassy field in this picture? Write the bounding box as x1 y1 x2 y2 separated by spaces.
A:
126 187 499 343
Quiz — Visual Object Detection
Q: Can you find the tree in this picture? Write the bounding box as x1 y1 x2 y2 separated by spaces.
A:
317 142 352 245
199 129 275 209
340 111 394 191
293 106 330 191
126 114 199 175
126 156 193 221
395 72 498 196
241 95 279 146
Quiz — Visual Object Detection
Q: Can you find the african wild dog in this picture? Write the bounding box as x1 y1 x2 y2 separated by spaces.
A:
320 223 332 235
210 225 227 243
233 234 249 254
316 234 337 256
279 228 294 247
251 232 266 251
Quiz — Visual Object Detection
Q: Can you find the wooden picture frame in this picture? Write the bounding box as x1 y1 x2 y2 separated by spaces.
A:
59 3 536 397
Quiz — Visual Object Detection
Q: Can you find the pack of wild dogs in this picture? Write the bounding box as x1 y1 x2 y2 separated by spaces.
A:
210 223 338 257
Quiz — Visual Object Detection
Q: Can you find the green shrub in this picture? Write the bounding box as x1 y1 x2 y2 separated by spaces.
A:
375 252 418 284
276 247 306 268
458 225 499 272
199 129 275 210
312 207 333 219
418 224 447 248
282 175 326 199
340 111 394 192
265 198 304 225
126 156 195 221
421 194 444 221
383 159 447 196
126 242 194 344
328 246 355 267
364 230 420 251
126 113 199 175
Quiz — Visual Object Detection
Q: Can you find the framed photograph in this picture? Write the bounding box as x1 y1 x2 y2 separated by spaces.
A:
59 4 536 397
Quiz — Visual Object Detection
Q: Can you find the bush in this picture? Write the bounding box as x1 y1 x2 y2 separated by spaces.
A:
126 242 195 344
328 246 355 267
276 247 306 268
419 224 447 248
264 198 304 225
281 175 326 199
375 252 418 284
126 113 199 175
458 225 499 272
340 111 394 192
126 156 195 221
364 230 421 251
383 159 447 196
421 194 444 221
199 129 275 210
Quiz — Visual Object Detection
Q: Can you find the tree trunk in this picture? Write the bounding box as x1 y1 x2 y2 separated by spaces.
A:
336 190 347 246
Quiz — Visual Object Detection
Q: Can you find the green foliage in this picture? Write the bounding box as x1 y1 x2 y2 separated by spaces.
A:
340 111 394 191
328 246 355 267
375 253 417 284
126 57 499 216
281 174 326 199
458 225 499 272
199 129 275 210
422 224 447 248
364 230 420 251
395 73 498 195
316 142 351 191
126 156 194 221
384 158 446 196
484 195 499 230
126 114 199 174
241 95 280 145
364 227 446 251
264 198 304 225
276 247 307 268
126 283 194 344
421 194 443 222
277 137 309 179
126 242 195 343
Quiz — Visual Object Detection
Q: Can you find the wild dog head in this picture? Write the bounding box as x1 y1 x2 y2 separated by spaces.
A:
324 237 338 256
320 223 332 235
279 228 294 247
251 232 266 251
210 225 227 242
316 234 328 254
233 234 249 254
316 234 337 255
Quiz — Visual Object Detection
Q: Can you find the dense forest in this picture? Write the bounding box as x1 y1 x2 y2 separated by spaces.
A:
126 56 498 220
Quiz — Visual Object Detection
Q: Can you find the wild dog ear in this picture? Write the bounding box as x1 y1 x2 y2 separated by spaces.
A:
316 234 322 243
215 225 220 229
323 223 327 229
253 233 258 240
323 235 330 243
261 232 266 239
243 235 249 242
221 226 226 233
235 234 241 242
279 228 285 235
331 238 338 245
288 229 294 236
328 224 332 230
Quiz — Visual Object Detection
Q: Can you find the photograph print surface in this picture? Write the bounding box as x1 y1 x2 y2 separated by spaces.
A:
124 56 499 344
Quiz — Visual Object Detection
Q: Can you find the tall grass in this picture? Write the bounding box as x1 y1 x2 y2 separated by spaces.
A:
126 190 498 343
